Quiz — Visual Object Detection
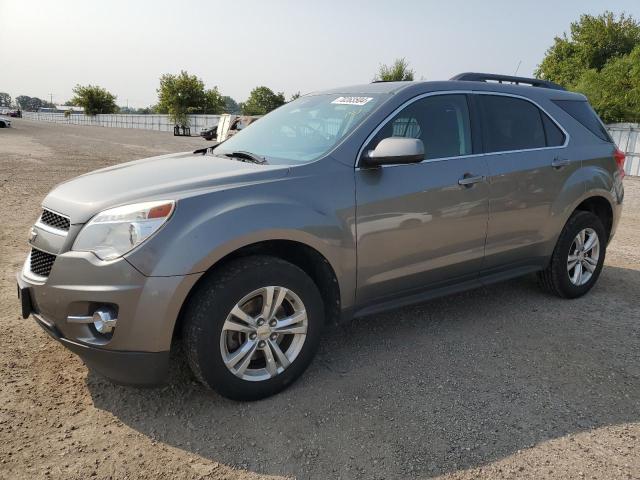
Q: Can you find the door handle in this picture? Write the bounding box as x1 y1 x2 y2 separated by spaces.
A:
458 174 485 187
552 157 570 168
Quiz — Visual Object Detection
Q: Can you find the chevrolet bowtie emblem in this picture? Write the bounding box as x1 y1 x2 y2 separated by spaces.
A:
29 228 38 243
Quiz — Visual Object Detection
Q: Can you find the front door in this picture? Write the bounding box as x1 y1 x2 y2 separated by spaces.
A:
355 94 489 306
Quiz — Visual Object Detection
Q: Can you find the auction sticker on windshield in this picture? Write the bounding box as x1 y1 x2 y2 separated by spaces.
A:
331 96 373 106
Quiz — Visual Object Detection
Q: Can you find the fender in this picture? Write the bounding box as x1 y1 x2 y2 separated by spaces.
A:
125 162 358 310
542 153 619 257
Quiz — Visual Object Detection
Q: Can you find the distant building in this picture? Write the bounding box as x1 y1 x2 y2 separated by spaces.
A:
38 105 85 113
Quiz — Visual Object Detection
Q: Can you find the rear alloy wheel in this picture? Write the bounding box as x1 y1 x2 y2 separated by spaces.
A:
538 211 607 298
566 227 600 287
183 255 323 400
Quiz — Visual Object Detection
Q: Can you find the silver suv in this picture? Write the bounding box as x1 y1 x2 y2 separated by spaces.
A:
17 73 625 400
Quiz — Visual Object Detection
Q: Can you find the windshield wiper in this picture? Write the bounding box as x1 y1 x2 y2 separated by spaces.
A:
193 142 223 155
224 151 268 164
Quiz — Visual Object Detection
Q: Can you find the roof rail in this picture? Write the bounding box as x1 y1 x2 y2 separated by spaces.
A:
450 72 565 91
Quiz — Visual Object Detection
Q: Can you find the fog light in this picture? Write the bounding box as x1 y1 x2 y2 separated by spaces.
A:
67 307 118 334
93 308 117 334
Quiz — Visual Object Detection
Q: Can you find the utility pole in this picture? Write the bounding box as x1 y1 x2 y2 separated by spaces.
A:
48 93 54 105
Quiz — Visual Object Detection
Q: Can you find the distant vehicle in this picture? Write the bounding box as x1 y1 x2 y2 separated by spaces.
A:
0 116 11 127
200 123 218 141
17 73 624 401
226 115 258 138
201 115 260 142
9 110 22 118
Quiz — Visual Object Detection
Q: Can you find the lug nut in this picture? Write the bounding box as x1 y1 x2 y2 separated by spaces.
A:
256 318 265 326
270 333 278 341
249 332 257 340
258 340 266 348
269 319 277 327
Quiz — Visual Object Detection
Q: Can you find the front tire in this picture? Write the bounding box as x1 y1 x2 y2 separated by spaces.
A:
182 255 324 401
538 211 607 298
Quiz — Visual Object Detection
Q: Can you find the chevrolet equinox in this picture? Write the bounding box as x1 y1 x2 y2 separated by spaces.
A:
17 73 625 400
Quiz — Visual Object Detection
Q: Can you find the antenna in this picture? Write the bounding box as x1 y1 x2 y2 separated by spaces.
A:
514 61 522 76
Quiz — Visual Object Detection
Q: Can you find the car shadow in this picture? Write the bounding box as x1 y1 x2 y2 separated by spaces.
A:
86 265 640 479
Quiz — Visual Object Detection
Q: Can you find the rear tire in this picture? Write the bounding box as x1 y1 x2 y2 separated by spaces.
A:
538 211 606 298
182 255 324 401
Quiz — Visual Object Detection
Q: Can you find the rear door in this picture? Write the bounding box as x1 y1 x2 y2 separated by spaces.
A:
355 93 490 306
476 93 575 274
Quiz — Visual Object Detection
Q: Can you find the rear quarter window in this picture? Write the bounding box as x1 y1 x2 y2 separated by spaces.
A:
552 99 612 143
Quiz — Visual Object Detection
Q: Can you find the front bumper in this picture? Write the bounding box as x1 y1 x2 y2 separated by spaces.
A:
17 250 201 385
33 311 169 385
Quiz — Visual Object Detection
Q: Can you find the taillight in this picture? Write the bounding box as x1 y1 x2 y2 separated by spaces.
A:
614 148 626 179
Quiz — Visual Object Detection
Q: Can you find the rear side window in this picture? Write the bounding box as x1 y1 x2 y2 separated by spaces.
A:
479 95 545 152
553 100 611 142
542 114 566 147
369 94 472 160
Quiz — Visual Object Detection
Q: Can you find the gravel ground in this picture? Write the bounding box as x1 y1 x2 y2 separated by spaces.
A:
1 119 638 480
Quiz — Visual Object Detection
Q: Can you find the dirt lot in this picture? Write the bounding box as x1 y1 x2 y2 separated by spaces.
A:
1 119 638 480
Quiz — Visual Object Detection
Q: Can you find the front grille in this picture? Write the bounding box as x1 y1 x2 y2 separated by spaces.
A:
30 248 56 277
40 209 70 231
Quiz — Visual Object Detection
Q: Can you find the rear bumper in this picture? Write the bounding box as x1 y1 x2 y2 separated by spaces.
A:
33 312 169 386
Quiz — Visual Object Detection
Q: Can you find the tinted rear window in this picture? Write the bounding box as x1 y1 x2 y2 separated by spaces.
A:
479 95 546 152
542 114 566 147
553 100 611 142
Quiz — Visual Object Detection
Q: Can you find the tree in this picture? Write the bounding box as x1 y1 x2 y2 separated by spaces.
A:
16 95 31 110
536 11 640 122
574 45 640 123
70 85 118 115
15 96 55 111
536 11 640 87
240 86 285 115
0 92 11 108
289 91 301 101
204 88 225 114
373 58 414 82
137 106 156 114
222 96 240 114
156 71 224 125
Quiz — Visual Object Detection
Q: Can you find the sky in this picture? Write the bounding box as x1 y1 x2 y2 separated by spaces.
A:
1 0 639 108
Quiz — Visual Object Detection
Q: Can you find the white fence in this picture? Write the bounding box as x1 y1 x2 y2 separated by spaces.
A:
18 113 640 176
607 123 640 177
21 111 219 133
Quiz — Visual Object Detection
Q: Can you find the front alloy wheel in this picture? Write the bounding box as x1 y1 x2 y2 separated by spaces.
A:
221 286 308 381
183 255 323 401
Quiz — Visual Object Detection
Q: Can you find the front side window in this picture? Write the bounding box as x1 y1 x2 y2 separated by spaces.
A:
368 94 472 160
479 95 546 152
215 94 383 164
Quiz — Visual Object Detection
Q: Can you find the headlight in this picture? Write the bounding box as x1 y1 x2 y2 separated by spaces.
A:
73 200 175 260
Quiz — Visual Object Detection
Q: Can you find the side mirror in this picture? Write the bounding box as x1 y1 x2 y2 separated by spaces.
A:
361 137 424 168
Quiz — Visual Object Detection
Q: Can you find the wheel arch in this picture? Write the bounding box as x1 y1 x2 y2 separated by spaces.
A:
172 239 342 342
572 195 614 240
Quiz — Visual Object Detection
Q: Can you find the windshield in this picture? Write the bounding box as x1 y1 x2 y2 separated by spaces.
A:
215 94 382 164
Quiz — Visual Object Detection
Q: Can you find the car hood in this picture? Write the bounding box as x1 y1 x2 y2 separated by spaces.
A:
43 151 290 224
